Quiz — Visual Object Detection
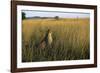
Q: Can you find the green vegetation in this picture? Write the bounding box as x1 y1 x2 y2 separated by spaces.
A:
22 12 26 20
22 18 90 62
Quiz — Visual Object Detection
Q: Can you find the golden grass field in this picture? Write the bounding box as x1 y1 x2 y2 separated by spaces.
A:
22 18 90 62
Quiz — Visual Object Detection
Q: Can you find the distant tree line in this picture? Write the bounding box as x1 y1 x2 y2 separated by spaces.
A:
55 16 59 20
22 12 26 20
22 12 60 20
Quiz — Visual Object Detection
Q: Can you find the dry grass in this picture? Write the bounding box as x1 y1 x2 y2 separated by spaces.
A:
22 18 90 62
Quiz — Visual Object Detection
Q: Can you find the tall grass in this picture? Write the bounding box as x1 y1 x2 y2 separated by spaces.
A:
22 18 90 62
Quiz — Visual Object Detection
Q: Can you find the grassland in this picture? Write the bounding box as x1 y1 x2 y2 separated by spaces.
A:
22 18 90 62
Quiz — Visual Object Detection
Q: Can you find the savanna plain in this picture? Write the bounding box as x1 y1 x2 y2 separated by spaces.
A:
22 18 90 62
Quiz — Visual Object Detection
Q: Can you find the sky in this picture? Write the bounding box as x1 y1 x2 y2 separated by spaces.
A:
22 10 90 18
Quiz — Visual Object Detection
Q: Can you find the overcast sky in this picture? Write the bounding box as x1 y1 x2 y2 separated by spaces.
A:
22 10 90 18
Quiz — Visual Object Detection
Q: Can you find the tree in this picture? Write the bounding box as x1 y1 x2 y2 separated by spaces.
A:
22 12 26 20
55 16 59 20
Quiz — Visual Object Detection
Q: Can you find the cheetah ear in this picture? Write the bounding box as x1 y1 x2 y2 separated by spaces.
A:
47 29 50 33
48 29 50 31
